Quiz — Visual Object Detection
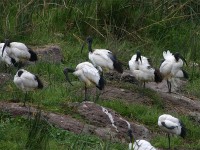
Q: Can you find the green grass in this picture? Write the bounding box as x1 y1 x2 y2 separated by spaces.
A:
0 0 200 149
0 111 126 150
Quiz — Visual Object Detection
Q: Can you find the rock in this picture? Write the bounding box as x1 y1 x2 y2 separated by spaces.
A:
105 70 138 84
76 101 150 142
35 45 63 63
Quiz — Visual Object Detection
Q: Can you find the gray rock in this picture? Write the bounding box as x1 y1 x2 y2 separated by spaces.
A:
35 45 63 63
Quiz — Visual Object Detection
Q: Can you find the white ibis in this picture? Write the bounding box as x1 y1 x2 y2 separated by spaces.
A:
63 62 105 101
81 36 123 74
0 43 17 67
14 69 43 106
128 128 156 150
129 51 163 87
158 114 186 149
2 39 37 68
160 50 188 93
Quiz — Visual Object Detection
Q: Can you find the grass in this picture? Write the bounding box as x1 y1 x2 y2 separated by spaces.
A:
0 40 199 149
0 0 200 149
0 111 126 150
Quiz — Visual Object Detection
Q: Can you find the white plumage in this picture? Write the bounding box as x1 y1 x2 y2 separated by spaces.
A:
129 52 150 70
63 62 105 101
14 69 43 106
0 43 14 66
158 114 186 149
159 50 188 93
73 62 102 87
129 140 157 150
2 39 37 68
129 51 162 87
82 36 123 73
128 128 156 150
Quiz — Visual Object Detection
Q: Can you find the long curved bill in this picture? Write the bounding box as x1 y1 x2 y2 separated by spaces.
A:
63 68 74 86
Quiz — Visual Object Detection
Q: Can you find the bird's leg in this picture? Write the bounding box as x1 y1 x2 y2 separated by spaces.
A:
4 64 8 73
84 84 88 101
136 82 145 99
143 81 146 88
23 92 28 107
168 133 171 150
95 87 101 102
167 80 171 93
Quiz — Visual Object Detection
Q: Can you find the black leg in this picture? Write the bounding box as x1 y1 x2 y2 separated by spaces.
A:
84 84 88 101
168 133 171 149
23 92 27 107
95 87 101 102
167 80 171 93
143 82 146 88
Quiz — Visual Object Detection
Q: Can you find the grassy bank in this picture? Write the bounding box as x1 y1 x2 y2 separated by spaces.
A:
0 0 200 149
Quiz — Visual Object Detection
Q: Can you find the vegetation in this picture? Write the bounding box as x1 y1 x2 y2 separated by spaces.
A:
0 0 200 149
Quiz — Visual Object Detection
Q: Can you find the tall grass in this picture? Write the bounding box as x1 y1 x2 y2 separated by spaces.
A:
1 0 200 74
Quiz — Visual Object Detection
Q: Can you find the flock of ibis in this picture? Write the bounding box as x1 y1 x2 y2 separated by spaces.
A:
0 37 189 150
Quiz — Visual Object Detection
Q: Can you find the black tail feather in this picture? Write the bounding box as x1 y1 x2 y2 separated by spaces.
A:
35 75 43 89
180 121 186 138
96 75 105 90
28 48 38 61
113 60 123 73
182 69 189 79
108 52 123 73
154 68 163 83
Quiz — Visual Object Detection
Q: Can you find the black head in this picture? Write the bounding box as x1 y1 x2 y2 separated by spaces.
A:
174 52 187 65
63 68 75 86
174 52 180 61
136 50 142 62
17 70 24 77
86 36 93 44
2 39 11 57
81 36 93 53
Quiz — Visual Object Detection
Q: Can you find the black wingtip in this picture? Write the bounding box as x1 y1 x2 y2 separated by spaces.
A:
179 121 186 138
96 75 105 90
113 60 123 73
28 48 38 61
182 69 189 79
108 52 123 73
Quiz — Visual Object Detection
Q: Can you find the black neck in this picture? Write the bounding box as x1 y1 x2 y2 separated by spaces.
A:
88 42 93 52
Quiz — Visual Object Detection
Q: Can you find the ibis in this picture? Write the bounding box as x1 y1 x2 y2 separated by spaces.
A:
129 51 163 88
128 128 156 150
2 39 37 68
159 50 188 93
81 36 123 74
0 43 17 67
14 69 43 106
63 61 105 101
158 114 186 149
